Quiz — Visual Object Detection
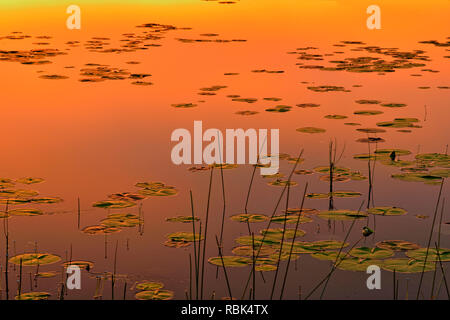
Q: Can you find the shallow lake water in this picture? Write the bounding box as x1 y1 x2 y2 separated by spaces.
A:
0 0 449 300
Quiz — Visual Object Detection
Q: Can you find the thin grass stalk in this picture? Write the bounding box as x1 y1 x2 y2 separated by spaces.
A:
189 191 198 300
280 183 308 300
416 179 444 299
18 258 22 298
393 269 396 300
3 200 9 300
189 254 192 300
434 242 450 299
252 232 256 300
431 198 445 298
77 197 81 230
270 184 291 300
318 202 365 299
305 203 363 300
200 165 214 300
112 240 118 300
240 149 304 299
123 282 127 300
215 236 232 299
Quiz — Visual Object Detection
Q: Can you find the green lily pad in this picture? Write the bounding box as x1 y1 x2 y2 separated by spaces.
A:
367 207 407 216
301 240 349 251
0 189 39 198
314 166 350 174
265 105 292 113
235 235 281 247
16 177 44 185
307 191 362 199
136 281 164 291
82 225 121 235
415 153 450 167
93 200 136 209
405 248 450 262
63 261 93 270
9 208 43 216
375 149 412 156
318 210 368 221
255 264 277 272
108 192 145 201
380 103 407 108
296 127 326 134
382 258 435 273
376 240 420 251
10 253 61 266
391 173 443 185
232 246 277 257
324 114 348 120
166 216 200 223
208 256 252 267
30 197 63 204
349 247 394 259
16 292 50 300
337 258 383 272
430 169 450 178
167 232 204 243
311 251 347 261
260 228 304 239
270 215 313 224
230 213 268 223
135 290 174 300
354 110 383 116
101 213 140 228
268 179 298 187
135 182 178 197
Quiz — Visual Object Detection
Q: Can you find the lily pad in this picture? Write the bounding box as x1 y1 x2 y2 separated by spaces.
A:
230 214 268 223
405 248 450 262
16 177 44 185
16 292 50 300
82 225 121 235
9 208 43 216
93 200 136 209
367 207 407 216
232 246 277 257
208 256 252 267
376 240 420 251
337 258 383 272
382 258 435 273
354 110 383 116
166 216 200 223
318 210 368 221
135 290 174 300
296 127 326 134
136 281 164 291
349 247 394 259
10 253 61 266
63 261 93 270
101 213 140 228
270 215 313 224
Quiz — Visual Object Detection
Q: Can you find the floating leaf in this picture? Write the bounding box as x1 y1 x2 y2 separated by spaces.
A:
232 246 277 257
268 179 298 187
318 210 368 220
350 247 394 259
382 258 435 273
271 215 312 224
208 256 251 267
135 290 174 300
8 209 43 216
16 292 50 300
296 127 326 134
16 177 44 185
63 261 93 271
136 281 164 291
336 258 383 272
367 207 407 216
166 216 199 223
354 110 383 116
93 200 136 209
230 214 268 223
82 225 121 235
101 213 140 228
10 253 61 266
260 228 304 239
405 248 450 262
376 240 419 251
